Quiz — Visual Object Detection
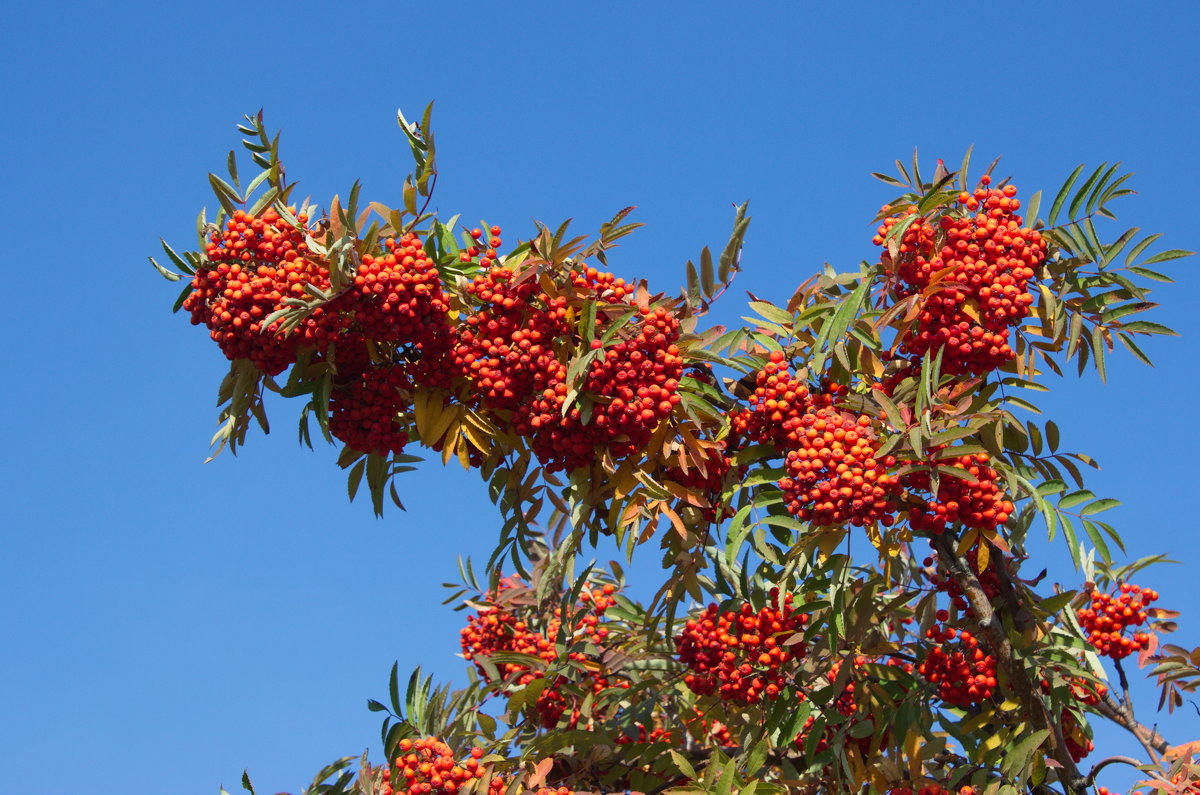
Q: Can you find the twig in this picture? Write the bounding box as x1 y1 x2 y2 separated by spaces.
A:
1084 756 1146 788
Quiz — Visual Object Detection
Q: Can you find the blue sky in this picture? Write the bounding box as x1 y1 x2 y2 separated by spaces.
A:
3 3 1199 794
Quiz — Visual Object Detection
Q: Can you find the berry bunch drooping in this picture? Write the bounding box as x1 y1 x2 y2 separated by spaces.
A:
352 233 452 351
184 208 342 375
1077 582 1159 659
459 579 627 728
917 623 998 708
382 738 505 795
875 178 1047 376
729 351 811 449
515 304 683 473
778 402 900 527
904 452 1013 535
329 363 412 457
675 590 809 703
455 259 570 411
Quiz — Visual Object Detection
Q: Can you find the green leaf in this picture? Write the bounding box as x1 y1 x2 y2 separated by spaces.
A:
1128 266 1173 283
669 749 697 780
389 662 402 715
148 256 183 281
1023 189 1042 228
1080 518 1112 563
748 301 793 327
1049 164 1084 226
1058 490 1095 509
1117 332 1154 366
1068 163 1107 221
874 389 906 433
1125 232 1163 266
700 246 716 297
1120 321 1178 336
685 260 701 306
1142 248 1194 265
1081 498 1120 516
1037 479 1066 496
1091 324 1107 382
1038 592 1075 616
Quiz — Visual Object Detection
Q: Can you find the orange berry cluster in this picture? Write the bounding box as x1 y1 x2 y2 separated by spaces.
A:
515 305 683 473
1077 582 1159 659
329 363 412 456
455 258 569 412
1039 671 1107 762
889 785 979 795
729 354 811 448
352 234 452 348
382 738 504 795
1060 709 1094 762
729 353 900 527
903 453 1013 535
918 623 997 707
458 226 504 269
615 711 734 748
459 580 625 728
875 178 1047 376
185 208 342 375
675 590 809 703
779 405 900 527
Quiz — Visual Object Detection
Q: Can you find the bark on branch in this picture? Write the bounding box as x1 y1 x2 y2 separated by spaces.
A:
930 534 1089 795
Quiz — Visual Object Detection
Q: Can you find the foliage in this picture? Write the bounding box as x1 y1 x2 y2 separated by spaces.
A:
156 108 1199 795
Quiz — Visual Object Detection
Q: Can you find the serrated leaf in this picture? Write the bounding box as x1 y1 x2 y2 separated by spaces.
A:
1068 163 1107 221
1081 498 1120 515
1058 490 1095 509
1142 248 1194 265
1049 164 1084 226
1121 320 1178 336
748 301 793 327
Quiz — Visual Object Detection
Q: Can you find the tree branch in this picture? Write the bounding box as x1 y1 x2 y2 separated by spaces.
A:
930 534 1088 795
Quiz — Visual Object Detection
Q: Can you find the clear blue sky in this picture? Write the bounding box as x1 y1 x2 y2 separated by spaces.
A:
3 3 1198 794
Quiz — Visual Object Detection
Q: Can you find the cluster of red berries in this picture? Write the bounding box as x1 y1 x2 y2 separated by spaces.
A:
904 453 1013 535
353 234 452 348
615 712 734 748
1060 709 1094 762
455 261 569 412
452 254 679 472
875 178 1047 376
675 590 809 703
779 404 900 527
459 580 626 728
918 623 997 707
889 785 979 795
515 305 683 473
382 738 504 795
729 355 811 448
1077 582 1159 659
329 363 412 456
730 353 900 528
185 208 343 375
458 226 504 269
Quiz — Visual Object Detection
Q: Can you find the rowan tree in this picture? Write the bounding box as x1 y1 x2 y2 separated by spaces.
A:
151 107 1200 795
